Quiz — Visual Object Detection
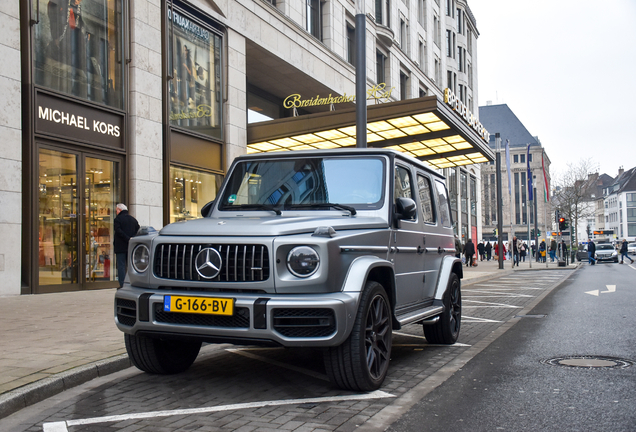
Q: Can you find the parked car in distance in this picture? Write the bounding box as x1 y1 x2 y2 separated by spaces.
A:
628 242 636 256
595 242 618 263
576 245 588 262
114 149 464 391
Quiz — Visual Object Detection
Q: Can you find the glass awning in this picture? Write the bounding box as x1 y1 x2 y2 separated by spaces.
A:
247 95 494 170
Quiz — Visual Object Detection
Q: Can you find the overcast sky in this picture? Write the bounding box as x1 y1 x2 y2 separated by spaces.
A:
469 0 636 179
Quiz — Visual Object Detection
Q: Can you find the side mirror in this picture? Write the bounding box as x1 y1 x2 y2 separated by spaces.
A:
395 197 416 221
201 200 215 218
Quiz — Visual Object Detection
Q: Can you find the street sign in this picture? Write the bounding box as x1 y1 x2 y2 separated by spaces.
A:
593 230 614 235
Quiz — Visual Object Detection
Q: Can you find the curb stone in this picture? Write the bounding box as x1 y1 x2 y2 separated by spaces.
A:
0 354 131 419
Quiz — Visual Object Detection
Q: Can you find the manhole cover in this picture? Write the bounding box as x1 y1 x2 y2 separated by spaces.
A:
542 356 633 369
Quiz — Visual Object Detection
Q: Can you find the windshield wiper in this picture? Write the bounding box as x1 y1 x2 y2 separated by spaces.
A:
284 203 357 216
226 204 281 215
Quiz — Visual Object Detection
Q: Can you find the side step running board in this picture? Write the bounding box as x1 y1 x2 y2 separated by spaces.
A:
396 306 444 327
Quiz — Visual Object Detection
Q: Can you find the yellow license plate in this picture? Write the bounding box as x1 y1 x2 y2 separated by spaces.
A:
163 295 234 316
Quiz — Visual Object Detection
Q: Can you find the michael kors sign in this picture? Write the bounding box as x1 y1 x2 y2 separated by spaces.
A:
35 92 125 149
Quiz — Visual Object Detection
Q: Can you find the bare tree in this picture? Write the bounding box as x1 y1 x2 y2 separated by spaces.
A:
551 158 599 245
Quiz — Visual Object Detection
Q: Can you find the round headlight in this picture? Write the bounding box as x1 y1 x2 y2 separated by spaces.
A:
287 246 320 277
132 244 150 273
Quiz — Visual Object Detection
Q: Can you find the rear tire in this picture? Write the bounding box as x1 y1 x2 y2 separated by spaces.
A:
424 273 461 344
324 281 392 391
125 333 201 374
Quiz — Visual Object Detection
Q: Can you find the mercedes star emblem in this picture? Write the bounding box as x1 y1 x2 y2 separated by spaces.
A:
195 248 223 279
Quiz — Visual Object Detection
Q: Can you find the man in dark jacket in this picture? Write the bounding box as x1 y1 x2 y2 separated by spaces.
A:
463 239 475 267
620 239 634 264
587 239 596 265
485 241 492 261
477 241 485 261
114 203 140 287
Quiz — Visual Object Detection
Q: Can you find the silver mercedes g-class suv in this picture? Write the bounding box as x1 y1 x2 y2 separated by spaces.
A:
115 148 463 391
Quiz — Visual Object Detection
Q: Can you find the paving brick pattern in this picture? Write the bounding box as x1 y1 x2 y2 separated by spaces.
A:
5 268 573 432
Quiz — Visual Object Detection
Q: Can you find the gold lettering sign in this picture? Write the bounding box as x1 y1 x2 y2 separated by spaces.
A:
444 88 490 142
283 83 395 109
170 105 213 121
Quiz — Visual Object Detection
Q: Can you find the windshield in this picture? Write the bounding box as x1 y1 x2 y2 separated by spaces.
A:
219 156 385 212
596 244 614 250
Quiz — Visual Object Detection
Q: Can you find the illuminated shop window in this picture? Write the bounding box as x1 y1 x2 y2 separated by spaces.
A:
168 6 223 140
33 0 125 109
170 165 223 223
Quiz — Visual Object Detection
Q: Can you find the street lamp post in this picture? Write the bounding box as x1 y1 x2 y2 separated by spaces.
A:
355 0 366 148
495 133 504 270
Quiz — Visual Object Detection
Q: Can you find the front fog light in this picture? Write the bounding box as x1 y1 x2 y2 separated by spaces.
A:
287 246 320 277
132 244 150 273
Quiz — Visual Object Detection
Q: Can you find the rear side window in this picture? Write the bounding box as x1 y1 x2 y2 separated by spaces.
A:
417 174 435 224
434 180 452 228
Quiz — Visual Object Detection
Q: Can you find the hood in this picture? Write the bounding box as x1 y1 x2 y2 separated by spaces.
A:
159 214 389 237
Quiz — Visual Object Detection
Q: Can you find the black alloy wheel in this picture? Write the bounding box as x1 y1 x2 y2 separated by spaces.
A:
423 272 461 344
324 281 392 391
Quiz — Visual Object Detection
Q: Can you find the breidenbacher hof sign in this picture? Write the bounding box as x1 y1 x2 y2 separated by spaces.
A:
444 88 489 142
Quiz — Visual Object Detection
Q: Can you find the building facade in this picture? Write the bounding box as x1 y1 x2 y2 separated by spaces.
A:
603 167 636 242
4 0 486 296
479 103 552 243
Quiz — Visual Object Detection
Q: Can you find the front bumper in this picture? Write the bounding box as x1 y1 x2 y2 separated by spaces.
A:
595 254 618 262
114 284 361 347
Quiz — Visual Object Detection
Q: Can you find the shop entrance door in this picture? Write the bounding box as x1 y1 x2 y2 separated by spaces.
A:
37 147 121 292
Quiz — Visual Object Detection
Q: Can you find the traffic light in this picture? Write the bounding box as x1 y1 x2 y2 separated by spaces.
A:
531 229 535 237
559 217 566 231
537 229 541 236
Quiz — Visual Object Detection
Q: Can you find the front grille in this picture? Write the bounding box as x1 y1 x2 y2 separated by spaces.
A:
273 308 336 338
154 303 250 328
154 243 270 282
116 298 137 327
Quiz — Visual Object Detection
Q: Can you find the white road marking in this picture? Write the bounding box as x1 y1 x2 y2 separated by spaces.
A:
602 285 616 293
463 290 533 298
226 348 329 381
462 300 522 308
393 331 471 346
42 391 396 432
466 286 545 290
586 285 617 296
461 315 502 323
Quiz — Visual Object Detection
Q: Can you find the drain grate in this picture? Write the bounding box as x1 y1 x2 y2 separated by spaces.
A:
515 314 547 319
542 356 633 369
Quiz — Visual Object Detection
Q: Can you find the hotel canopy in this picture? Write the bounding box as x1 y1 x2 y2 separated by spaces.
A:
247 95 494 170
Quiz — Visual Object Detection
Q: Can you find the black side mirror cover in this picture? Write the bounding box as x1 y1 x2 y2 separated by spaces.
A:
396 197 417 221
201 200 215 218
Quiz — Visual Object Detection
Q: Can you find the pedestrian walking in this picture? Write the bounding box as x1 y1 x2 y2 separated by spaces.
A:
619 239 634 264
558 240 567 261
588 239 596 265
531 242 536 259
549 238 557 262
512 236 520 267
463 239 475 267
539 240 546 263
485 241 492 261
520 242 527 262
477 241 485 261
114 203 140 288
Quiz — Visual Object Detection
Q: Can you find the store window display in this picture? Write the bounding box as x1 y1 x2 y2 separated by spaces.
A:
168 6 223 139
33 0 125 109
170 166 223 223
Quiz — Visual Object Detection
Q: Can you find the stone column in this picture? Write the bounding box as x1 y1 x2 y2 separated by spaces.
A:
128 0 164 229
0 3 21 295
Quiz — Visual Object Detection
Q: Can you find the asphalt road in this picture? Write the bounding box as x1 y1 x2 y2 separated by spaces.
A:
0 269 580 432
388 262 636 432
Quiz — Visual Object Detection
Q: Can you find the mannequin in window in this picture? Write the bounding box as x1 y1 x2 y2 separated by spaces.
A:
47 0 89 97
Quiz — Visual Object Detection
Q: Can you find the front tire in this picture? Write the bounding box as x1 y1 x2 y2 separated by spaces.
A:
424 272 461 344
324 281 392 391
125 333 201 374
